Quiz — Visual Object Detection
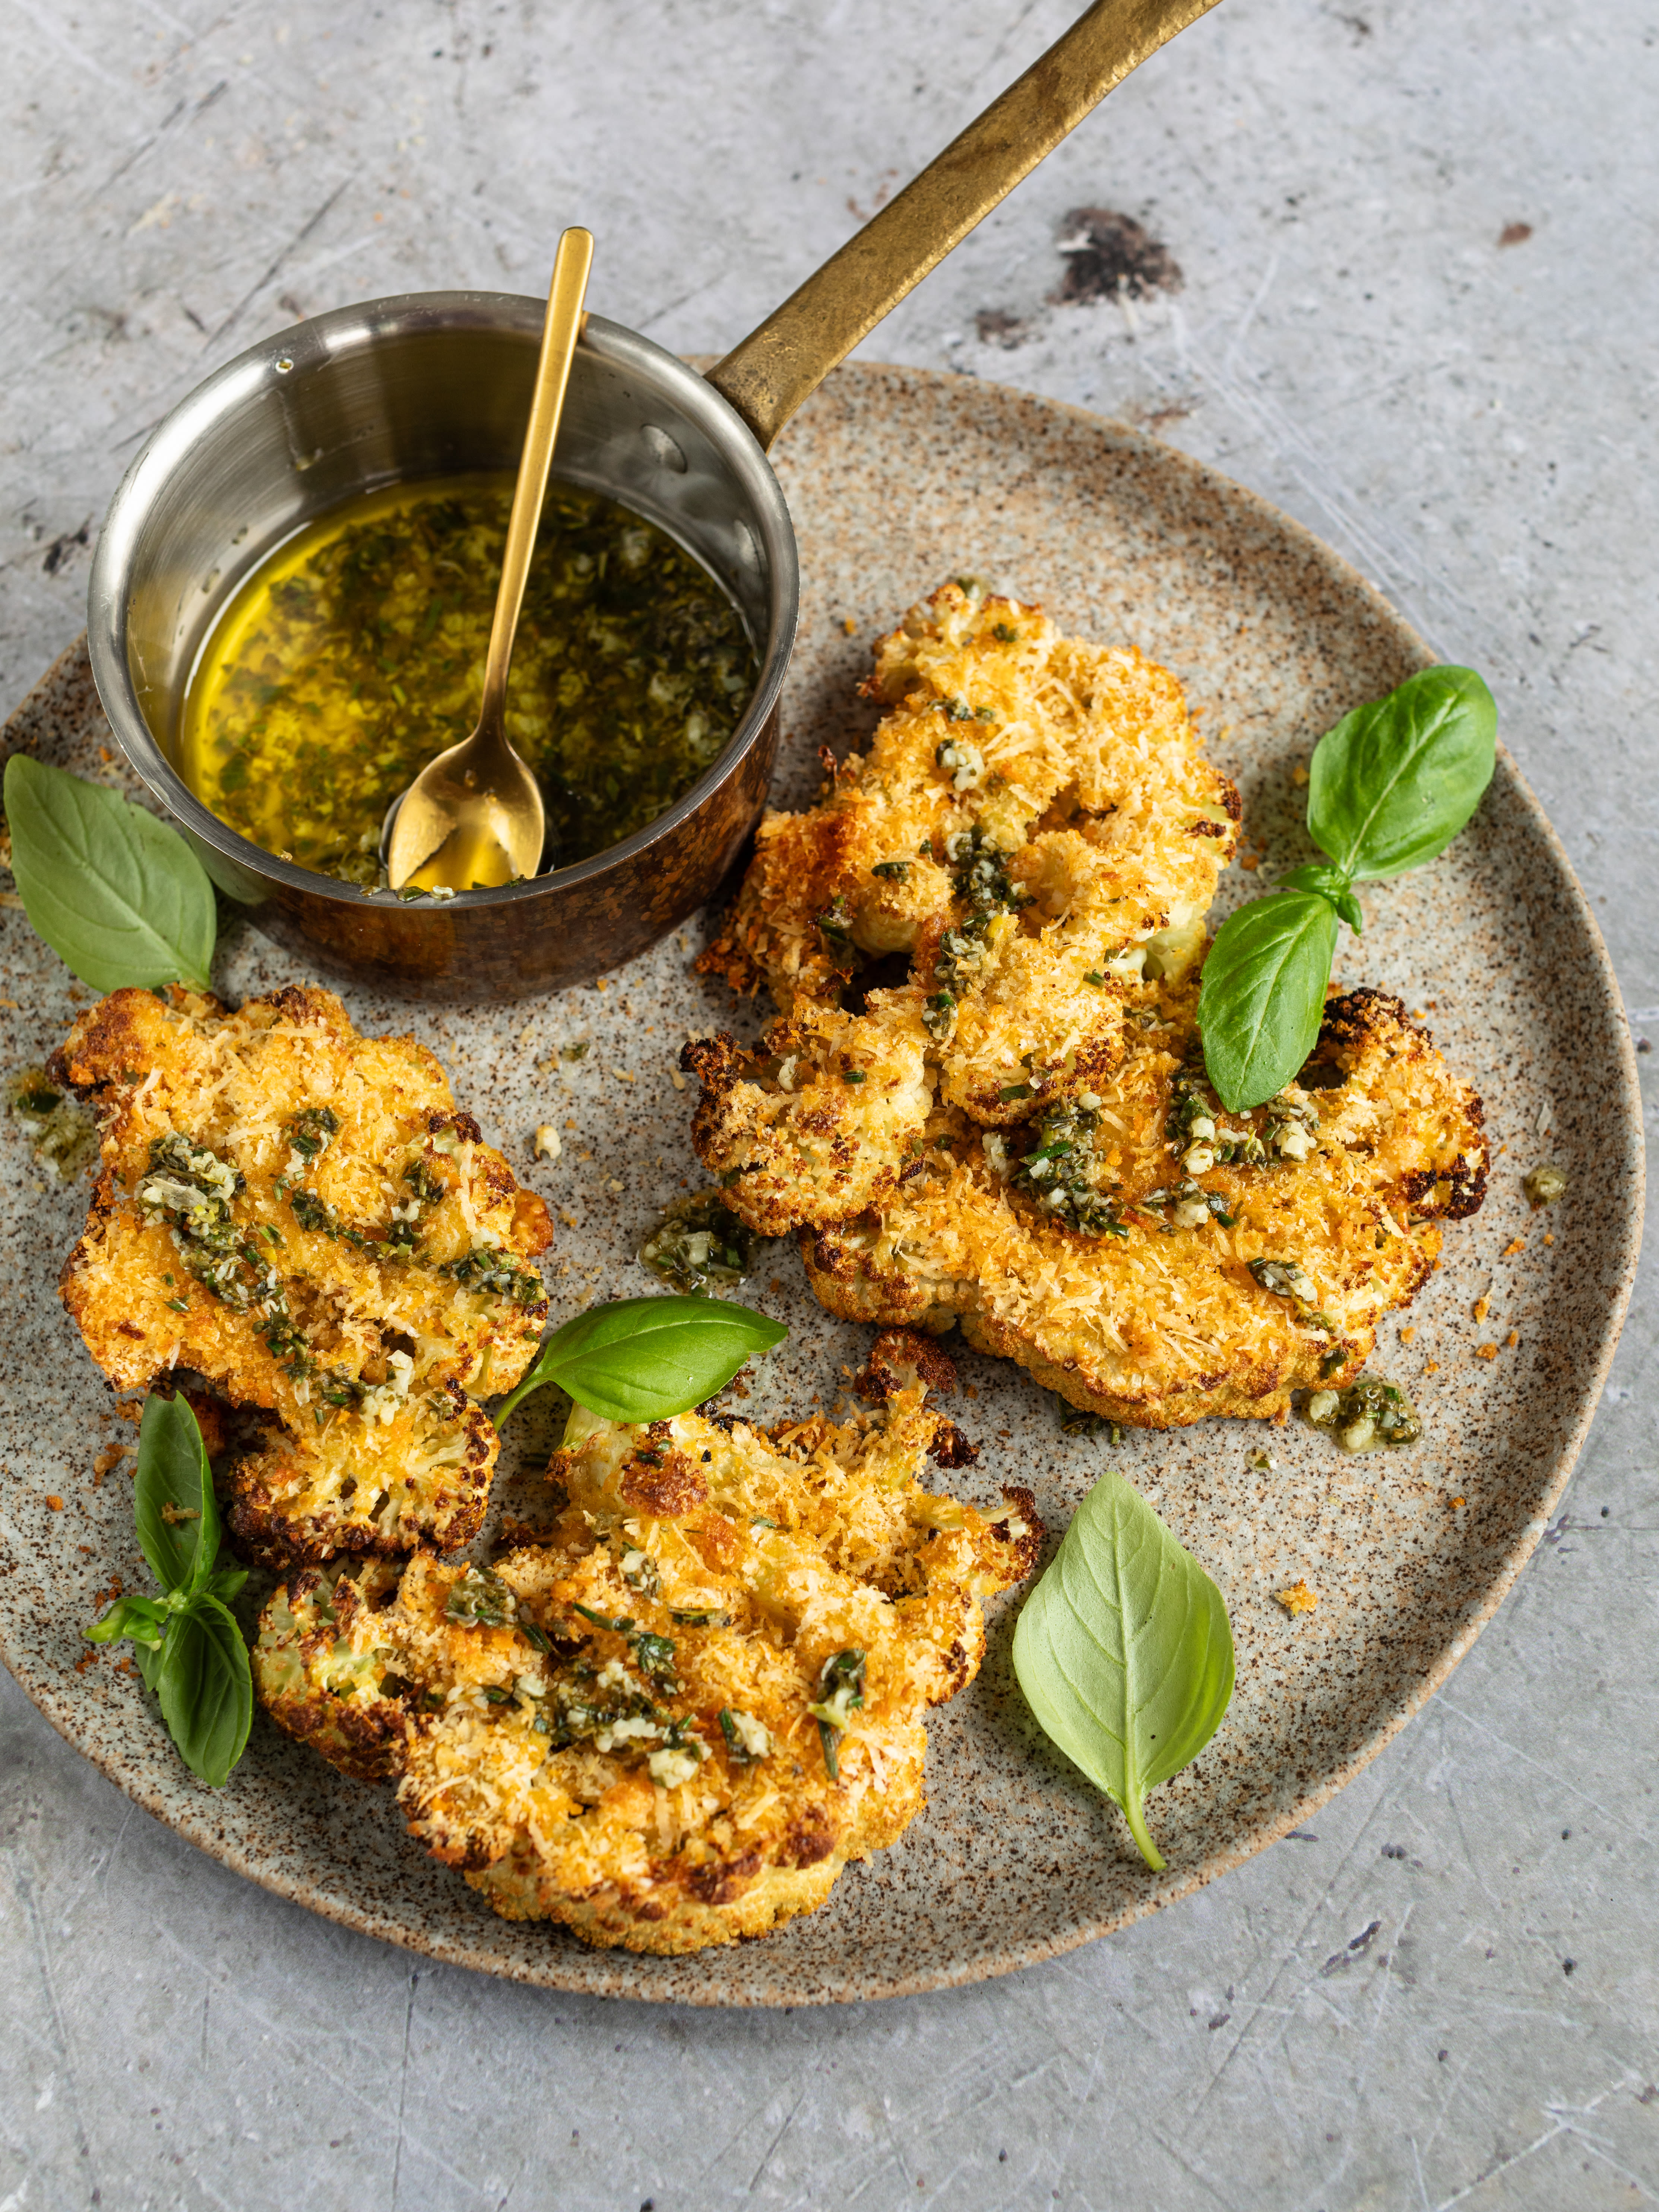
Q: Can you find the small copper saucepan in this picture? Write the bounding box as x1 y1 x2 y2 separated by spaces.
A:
87 0 1216 1002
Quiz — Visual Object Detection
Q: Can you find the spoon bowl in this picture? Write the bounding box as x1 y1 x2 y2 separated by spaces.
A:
378 751 545 893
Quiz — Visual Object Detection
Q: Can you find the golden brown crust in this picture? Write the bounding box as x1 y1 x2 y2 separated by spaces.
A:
254 1379 1044 1956
54 984 552 1563
853 1326 960 1404
682 991 933 1236
799 980 1485 1429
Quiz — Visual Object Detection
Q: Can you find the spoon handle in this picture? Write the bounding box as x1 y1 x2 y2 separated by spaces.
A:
706 0 1220 450
477 225 594 732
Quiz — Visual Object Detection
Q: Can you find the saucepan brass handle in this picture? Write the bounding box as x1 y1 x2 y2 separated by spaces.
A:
705 0 1224 450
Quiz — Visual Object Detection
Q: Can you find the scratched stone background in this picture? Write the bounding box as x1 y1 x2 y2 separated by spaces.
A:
2 0 1657 2206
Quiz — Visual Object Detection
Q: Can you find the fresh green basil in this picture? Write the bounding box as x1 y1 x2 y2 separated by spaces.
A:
1197 890 1337 1116
494 1294 787 1426
1012 1467 1234 1873
1275 862 1364 936
84 1593 171 1650
3 756 215 993
133 1392 219 1594
1307 665 1496 882
153 1594 253 1787
84 1394 253 1787
1199 666 1496 1109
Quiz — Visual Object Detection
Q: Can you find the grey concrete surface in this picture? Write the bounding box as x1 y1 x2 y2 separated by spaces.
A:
3 0 1657 2205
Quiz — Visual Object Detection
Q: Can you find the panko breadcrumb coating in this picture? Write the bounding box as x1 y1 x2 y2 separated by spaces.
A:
254 1334 1037 1950
686 582 1238 1232
801 980 1486 1429
255 1332 1041 1955
51 984 552 1566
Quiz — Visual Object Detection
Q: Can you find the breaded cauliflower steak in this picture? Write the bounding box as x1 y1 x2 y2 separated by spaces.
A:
687 581 1238 1232
52 984 553 1566
255 1334 1041 1955
801 984 1486 1429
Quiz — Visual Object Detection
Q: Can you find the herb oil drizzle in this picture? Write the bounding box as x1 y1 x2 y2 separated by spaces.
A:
181 475 757 884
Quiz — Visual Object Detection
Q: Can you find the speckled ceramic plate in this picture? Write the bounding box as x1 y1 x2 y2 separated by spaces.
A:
0 364 1641 2005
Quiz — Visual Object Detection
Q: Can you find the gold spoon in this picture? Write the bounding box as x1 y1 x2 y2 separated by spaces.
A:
385 226 593 891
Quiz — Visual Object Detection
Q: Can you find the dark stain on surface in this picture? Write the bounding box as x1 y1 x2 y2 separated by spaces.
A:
974 308 1030 349
42 520 91 575
1320 1918 1383 1975
1052 209 1183 304
1499 221 1535 247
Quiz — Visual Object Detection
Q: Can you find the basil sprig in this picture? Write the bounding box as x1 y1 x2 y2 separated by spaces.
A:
3 756 216 992
1198 666 1495 1110
85 1395 252 1787
494 1293 787 1426
1013 1467 1234 1873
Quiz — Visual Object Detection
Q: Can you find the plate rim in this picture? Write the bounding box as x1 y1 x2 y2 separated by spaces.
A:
1 361 1644 2005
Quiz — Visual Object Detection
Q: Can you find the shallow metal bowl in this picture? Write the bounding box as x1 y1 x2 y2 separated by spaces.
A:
86 293 798 1002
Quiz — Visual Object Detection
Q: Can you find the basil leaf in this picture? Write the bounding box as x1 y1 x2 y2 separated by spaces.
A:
2 755 215 992
154 1594 253 1788
1276 862 1364 936
495 1294 787 1425
1012 1467 1234 1873
1307 666 1497 882
1198 890 1337 1113
133 1394 220 1595
84 1593 170 1647
80 1391 253 1785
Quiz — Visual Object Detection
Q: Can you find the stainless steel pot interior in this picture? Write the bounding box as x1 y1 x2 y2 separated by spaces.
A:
87 294 798 909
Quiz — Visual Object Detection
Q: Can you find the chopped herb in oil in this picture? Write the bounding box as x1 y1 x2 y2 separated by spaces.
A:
6 1066 97 1180
1303 1373 1421 1453
181 475 757 884
809 1648 865 1781
1011 1100 1127 1237
1051 1391 1123 1443
1524 1163 1567 1208
637 1190 757 1295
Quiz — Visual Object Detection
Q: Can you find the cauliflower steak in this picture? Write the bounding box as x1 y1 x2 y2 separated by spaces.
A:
52 984 553 1565
255 1334 1041 1955
801 982 1487 1428
686 582 1239 1232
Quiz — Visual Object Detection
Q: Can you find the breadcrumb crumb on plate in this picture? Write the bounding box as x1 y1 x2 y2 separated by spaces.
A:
1274 1580 1319 1618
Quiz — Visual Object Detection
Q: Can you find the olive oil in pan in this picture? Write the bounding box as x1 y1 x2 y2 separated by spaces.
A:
180 474 758 885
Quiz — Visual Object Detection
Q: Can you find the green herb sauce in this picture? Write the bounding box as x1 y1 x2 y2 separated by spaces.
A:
181 474 757 884
7 1067 98 1181
637 1190 758 1296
